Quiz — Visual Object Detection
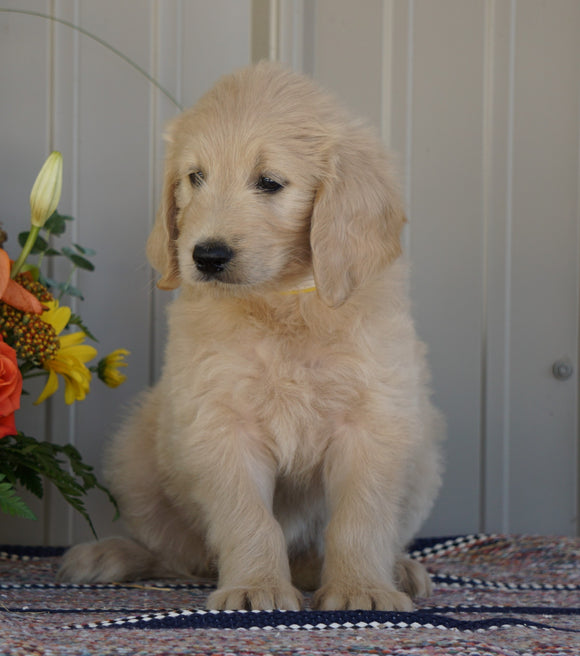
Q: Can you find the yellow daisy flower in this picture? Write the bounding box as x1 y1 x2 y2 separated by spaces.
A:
97 349 129 388
41 299 71 334
35 300 97 405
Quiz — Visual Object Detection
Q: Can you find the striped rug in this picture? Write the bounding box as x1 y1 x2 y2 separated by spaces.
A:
1 534 578 655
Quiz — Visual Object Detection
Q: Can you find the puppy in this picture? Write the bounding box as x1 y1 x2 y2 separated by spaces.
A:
59 62 444 612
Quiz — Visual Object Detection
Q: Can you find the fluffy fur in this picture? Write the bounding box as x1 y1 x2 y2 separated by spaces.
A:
59 62 444 611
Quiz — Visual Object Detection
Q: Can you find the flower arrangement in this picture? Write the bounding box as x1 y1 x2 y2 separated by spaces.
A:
0 152 127 535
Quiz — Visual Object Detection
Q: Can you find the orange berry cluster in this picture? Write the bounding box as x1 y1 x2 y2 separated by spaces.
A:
15 273 54 303
0 276 58 365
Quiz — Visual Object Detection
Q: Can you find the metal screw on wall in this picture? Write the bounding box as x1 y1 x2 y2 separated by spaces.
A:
552 358 574 381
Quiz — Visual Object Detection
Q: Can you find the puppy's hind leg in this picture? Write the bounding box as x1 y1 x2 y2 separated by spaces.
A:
58 537 172 584
59 388 210 585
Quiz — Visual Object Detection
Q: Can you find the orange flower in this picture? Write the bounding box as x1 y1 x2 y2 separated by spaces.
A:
0 335 22 438
0 249 42 314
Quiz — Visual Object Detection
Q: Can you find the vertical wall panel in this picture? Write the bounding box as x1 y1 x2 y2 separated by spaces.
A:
180 0 252 108
483 0 513 533
407 0 486 534
386 0 412 254
312 0 384 127
507 0 579 534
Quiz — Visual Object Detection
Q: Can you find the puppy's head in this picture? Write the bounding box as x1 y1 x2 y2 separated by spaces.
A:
147 62 405 307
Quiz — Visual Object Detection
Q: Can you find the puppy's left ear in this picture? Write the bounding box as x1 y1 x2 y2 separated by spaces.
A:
310 129 405 308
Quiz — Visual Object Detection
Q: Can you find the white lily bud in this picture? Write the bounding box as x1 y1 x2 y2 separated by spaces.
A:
29 151 63 228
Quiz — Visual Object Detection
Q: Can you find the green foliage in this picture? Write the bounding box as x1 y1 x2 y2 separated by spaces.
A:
41 275 85 300
44 212 73 235
17 210 97 302
68 313 98 342
18 231 52 255
62 246 95 272
0 434 118 538
0 474 37 520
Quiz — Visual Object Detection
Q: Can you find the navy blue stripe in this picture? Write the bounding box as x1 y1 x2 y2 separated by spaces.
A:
6 605 579 617
93 609 579 632
0 545 66 557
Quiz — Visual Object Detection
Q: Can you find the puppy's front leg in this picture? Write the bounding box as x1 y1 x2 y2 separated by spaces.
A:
314 422 414 612
187 425 302 611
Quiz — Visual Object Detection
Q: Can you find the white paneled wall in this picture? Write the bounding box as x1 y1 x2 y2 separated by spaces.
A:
0 0 577 545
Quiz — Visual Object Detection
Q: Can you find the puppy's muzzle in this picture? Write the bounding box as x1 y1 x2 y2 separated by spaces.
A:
193 241 234 278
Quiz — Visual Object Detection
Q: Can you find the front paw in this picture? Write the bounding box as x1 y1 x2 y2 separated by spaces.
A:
207 581 303 611
313 582 413 611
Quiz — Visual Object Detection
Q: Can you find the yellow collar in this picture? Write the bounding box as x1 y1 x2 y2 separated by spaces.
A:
281 279 317 295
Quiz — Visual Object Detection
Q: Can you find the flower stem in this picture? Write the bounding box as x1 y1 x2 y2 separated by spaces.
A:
11 226 40 278
58 265 78 301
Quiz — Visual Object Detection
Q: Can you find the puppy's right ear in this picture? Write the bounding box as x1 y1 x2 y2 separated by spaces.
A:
146 150 181 290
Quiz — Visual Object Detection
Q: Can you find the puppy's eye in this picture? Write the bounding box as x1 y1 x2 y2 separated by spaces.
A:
256 176 283 193
189 171 205 187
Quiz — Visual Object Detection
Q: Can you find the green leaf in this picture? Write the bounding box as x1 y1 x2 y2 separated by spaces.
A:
43 211 71 236
60 283 84 300
70 254 95 271
0 475 37 520
43 276 84 300
13 465 44 498
17 231 48 255
62 247 95 272
67 313 98 342
74 243 97 258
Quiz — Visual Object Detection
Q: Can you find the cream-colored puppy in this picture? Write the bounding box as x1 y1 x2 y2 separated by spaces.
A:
59 62 444 612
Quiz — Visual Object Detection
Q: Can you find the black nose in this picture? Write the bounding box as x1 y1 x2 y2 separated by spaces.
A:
193 241 234 276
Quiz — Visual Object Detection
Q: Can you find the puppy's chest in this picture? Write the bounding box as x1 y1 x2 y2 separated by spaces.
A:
172 301 366 469
240 335 357 468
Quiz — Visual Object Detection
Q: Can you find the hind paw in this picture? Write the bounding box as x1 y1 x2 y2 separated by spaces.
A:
395 556 432 598
58 537 159 584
